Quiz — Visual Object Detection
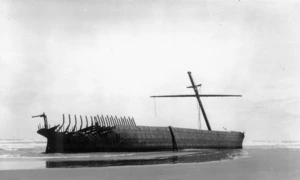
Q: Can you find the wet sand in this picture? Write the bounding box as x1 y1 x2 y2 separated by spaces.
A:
1 149 300 180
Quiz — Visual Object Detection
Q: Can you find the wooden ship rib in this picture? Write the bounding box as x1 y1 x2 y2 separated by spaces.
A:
34 72 244 153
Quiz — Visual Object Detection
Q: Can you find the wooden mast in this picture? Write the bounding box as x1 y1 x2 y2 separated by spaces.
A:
150 71 242 131
187 71 211 131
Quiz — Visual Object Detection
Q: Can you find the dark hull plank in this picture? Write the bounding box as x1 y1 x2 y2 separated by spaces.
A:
38 125 245 153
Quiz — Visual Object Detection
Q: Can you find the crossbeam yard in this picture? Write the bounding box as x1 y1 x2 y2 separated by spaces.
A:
151 94 242 98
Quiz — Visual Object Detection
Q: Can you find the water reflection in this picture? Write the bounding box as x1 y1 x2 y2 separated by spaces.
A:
46 149 245 168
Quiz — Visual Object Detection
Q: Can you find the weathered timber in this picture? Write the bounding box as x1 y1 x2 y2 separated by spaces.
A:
188 71 211 131
72 115 77 132
56 114 65 132
79 115 83 130
65 114 71 133
34 71 244 153
37 124 244 153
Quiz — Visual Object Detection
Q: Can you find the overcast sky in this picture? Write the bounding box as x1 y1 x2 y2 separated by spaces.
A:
0 0 299 141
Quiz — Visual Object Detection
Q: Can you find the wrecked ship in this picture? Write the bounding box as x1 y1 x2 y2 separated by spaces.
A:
34 72 244 153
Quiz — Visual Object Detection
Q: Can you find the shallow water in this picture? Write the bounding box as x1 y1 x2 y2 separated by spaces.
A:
0 139 299 170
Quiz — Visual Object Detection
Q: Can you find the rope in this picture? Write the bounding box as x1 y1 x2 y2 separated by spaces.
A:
198 86 201 129
153 97 157 118
198 102 201 130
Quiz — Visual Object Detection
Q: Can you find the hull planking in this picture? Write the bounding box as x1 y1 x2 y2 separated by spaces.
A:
38 125 244 153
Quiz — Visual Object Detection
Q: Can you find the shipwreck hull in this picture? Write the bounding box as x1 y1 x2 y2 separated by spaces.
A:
38 125 244 153
34 72 245 153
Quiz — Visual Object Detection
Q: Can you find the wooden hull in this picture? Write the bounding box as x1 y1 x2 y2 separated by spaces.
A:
38 125 244 153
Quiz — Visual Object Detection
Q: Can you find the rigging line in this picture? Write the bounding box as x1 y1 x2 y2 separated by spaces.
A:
198 103 201 129
198 86 201 130
153 97 157 118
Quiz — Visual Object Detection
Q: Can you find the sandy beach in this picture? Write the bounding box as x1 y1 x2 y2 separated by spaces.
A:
1 0 300 179
1 149 300 180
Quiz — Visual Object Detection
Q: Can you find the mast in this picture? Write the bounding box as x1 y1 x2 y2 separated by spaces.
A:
150 71 241 131
187 72 211 131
